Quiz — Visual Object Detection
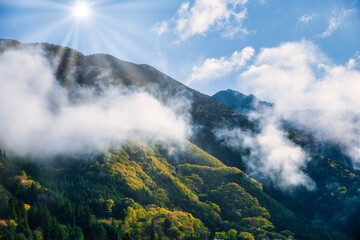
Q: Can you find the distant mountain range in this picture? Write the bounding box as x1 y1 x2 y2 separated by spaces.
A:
213 89 273 114
0 39 359 240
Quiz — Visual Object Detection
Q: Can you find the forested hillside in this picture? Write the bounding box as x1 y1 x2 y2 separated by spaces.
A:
0 141 299 240
0 40 359 240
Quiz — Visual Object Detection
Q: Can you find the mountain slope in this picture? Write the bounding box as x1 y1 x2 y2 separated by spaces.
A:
0 39 357 240
0 140 299 240
214 88 360 240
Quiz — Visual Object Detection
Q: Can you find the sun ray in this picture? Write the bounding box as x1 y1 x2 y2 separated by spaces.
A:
0 0 66 9
93 19 152 62
2 0 152 81
53 21 79 71
23 16 73 44
99 0 165 11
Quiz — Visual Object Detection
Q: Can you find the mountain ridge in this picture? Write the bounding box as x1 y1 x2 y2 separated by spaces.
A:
213 89 273 114
0 39 359 240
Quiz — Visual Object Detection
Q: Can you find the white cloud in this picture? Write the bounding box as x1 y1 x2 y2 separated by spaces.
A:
318 8 354 38
214 41 360 189
320 18 340 38
215 110 316 191
152 21 168 36
298 14 315 24
0 47 191 157
240 40 360 111
238 40 360 167
347 52 360 70
240 40 326 110
187 46 254 85
153 0 249 41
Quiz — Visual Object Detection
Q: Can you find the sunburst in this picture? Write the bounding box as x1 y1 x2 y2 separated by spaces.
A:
72 1 91 20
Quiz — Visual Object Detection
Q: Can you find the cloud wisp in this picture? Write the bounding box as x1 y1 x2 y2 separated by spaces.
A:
298 14 316 24
318 8 355 38
153 0 249 41
215 109 316 191
347 52 360 70
0 47 191 157
187 46 254 85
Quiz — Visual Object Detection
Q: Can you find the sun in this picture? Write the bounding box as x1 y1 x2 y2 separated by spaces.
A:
72 1 91 20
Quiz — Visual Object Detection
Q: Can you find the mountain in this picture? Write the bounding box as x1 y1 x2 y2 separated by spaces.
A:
0 39 359 240
213 89 273 114
213 89 360 239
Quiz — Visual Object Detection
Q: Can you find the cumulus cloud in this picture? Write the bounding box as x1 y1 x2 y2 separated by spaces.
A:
215 110 315 191
187 46 254 85
153 0 249 41
318 8 354 38
238 40 360 167
0 47 190 157
240 40 327 110
239 40 360 112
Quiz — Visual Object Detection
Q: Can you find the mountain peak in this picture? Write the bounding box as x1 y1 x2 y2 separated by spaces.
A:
213 89 273 114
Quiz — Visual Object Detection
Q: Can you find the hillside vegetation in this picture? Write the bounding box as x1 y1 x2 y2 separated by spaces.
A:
0 141 297 240
0 40 359 240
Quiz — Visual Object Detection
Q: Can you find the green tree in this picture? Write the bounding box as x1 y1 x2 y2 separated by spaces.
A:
239 232 255 240
106 199 115 215
68 226 84 240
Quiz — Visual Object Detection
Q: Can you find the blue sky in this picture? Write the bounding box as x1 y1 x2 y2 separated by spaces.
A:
0 0 359 97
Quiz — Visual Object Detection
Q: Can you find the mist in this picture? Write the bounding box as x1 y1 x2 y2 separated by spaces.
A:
213 40 360 190
239 40 360 168
0 47 191 157
215 109 316 191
